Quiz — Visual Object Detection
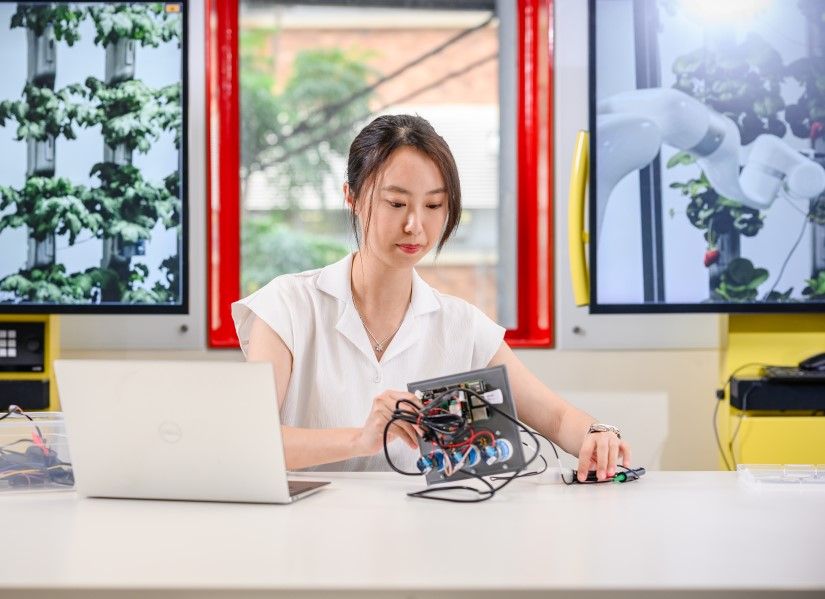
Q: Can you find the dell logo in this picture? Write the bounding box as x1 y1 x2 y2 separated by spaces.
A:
159 421 182 443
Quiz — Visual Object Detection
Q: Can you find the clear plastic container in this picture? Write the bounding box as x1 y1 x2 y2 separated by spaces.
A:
737 464 825 486
0 411 74 493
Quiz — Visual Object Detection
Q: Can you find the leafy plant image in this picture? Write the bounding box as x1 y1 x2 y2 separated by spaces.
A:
0 83 82 141
672 33 786 144
667 33 780 299
785 1 825 140
713 258 769 302
86 3 180 48
0 177 98 244
764 288 795 303
802 271 825 299
0 264 90 303
85 163 179 243
121 257 178 304
69 77 180 153
10 3 85 45
667 157 764 244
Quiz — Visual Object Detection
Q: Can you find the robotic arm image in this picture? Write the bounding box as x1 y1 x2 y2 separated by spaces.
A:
595 88 825 243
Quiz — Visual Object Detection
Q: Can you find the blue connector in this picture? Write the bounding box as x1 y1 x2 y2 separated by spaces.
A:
484 445 498 465
432 450 448 473
495 439 513 463
416 455 433 475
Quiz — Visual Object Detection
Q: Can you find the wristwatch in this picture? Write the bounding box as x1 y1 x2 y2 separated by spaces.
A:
587 423 621 439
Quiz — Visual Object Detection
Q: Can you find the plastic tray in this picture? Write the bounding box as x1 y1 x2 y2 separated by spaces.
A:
737 464 825 486
0 411 74 493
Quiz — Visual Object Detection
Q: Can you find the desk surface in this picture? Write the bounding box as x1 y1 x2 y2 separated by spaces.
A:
2 471 824 597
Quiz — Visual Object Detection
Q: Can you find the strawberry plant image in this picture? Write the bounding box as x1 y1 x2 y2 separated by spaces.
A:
714 258 769 302
803 271 825 299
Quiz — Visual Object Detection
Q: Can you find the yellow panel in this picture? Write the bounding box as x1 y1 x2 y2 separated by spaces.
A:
730 414 825 465
719 314 825 469
0 314 60 411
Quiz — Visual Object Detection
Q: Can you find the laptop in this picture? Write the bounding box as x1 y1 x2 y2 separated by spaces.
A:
54 360 329 503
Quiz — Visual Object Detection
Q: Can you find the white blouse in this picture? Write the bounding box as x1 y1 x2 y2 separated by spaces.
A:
231 253 505 472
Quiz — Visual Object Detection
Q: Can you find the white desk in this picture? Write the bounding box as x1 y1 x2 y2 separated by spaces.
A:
2 471 824 598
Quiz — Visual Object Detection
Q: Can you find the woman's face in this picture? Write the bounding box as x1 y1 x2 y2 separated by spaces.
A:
353 146 448 268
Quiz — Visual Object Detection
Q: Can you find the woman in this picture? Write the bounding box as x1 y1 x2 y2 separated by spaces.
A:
233 114 631 482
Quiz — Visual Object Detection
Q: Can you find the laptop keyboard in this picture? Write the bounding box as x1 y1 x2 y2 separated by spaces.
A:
287 480 328 496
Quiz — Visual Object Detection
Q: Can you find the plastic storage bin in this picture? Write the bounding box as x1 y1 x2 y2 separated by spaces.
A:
0 410 74 492
737 464 825 486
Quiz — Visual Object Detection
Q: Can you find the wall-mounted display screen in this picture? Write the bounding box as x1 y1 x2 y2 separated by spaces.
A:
590 0 825 313
0 1 187 313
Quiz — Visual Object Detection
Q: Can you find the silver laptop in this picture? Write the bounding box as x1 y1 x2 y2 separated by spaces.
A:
54 360 329 503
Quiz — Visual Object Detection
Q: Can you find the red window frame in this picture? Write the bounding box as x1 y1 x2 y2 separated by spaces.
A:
205 0 554 348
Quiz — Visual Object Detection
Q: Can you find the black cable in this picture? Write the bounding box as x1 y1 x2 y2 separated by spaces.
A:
568 464 646 485
490 443 548 481
728 382 759 469
0 405 45 445
713 362 770 471
383 386 542 502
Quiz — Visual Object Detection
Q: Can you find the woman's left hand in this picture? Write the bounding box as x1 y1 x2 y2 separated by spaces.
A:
576 432 632 482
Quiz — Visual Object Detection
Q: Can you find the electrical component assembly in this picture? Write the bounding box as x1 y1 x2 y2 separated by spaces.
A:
383 365 539 502
383 366 646 502
408 366 527 485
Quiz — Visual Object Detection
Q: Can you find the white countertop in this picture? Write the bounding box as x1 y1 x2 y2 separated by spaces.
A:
2 471 824 597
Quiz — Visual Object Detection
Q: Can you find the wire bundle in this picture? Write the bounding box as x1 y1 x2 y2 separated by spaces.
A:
382 387 542 502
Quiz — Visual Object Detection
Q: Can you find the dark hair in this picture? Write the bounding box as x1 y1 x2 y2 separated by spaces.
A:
346 114 461 252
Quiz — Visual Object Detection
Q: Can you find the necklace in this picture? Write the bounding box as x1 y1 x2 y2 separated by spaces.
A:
351 290 409 353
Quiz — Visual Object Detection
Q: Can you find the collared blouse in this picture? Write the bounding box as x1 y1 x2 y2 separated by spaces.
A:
232 253 505 472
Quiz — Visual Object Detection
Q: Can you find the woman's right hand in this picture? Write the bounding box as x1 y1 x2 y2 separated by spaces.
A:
357 390 422 456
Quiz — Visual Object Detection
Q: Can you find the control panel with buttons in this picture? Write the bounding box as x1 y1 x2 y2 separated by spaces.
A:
0 322 45 372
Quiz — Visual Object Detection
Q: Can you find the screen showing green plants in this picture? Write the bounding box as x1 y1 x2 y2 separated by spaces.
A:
0 1 186 313
590 0 825 313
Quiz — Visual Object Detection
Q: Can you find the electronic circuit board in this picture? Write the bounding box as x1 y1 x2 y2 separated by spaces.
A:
407 365 526 485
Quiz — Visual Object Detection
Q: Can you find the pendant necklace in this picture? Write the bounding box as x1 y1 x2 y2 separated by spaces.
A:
351 288 409 353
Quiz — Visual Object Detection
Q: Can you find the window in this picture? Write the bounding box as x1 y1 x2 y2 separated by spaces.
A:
206 0 553 347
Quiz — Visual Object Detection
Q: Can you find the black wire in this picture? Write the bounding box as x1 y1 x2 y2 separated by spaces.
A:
490 443 548 481
407 470 496 503
729 383 759 469
712 362 770 471
0 406 45 443
568 464 646 485
384 386 542 502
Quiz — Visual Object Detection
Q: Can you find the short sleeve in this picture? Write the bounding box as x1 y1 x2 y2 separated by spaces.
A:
231 277 296 358
469 304 506 368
